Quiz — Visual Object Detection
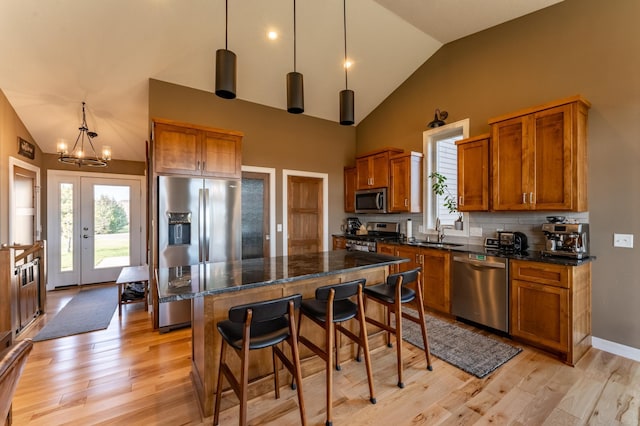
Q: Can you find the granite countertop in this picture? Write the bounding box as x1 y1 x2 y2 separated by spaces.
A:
375 239 595 267
156 250 408 303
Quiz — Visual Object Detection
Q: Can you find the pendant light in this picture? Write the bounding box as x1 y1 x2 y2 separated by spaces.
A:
287 0 304 113
339 0 354 126
215 0 236 99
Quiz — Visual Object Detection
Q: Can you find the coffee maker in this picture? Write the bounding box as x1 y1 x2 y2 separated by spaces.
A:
346 217 362 235
541 223 590 259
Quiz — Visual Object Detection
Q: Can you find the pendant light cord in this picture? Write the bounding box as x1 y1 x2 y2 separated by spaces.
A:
293 0 297 72
343 0 348 90
225 0 229 50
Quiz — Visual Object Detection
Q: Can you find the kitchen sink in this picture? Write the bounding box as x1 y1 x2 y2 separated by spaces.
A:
408 241 464 249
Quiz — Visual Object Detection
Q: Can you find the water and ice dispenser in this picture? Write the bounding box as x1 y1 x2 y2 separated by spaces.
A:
167 212 192 246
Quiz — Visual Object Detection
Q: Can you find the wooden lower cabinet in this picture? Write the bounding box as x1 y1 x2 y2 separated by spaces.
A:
377 243 451 314
510 259 591 365
332 236 347 250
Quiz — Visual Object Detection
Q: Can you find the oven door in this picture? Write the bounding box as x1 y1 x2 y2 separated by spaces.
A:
355 188 387 213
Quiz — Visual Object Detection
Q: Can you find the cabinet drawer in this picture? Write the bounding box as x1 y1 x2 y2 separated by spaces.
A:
510 260 569 288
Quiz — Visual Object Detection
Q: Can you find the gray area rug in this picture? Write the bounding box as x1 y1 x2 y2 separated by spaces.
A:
33 286 118 342
398 308 522 378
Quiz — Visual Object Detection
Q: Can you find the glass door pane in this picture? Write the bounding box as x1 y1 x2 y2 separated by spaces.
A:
60 182 74 272
92 185 131 268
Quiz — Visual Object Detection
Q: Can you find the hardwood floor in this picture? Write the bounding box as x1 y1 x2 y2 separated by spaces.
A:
12 285 640 425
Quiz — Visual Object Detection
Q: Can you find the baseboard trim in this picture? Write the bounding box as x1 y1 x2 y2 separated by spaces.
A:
592 337 640 362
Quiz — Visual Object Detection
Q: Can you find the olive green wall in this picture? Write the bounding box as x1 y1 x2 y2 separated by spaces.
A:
149 79 356 256
357 0 640 350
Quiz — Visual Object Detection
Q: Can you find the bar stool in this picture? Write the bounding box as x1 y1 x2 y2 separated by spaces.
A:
297 279 375 426
360 268 433 388
213 294 306 426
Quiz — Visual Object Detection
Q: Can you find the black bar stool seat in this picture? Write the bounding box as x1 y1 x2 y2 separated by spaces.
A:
217 316 290 350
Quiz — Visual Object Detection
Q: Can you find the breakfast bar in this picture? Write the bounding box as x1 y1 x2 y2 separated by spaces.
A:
156 250 407 417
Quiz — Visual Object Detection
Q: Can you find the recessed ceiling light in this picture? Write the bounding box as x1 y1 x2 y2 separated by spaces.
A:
344 60 353 69
267 31 278 40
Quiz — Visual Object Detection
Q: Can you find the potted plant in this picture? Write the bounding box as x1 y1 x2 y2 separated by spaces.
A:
428 172 463 230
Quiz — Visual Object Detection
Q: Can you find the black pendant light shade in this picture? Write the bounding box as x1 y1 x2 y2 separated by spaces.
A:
287 71 304 114
215 48 236 99
339 89 354 125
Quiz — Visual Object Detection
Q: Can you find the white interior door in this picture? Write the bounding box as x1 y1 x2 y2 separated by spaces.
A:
47 171 144 288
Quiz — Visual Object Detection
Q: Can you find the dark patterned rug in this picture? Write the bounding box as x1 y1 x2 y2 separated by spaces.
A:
33 286 117 341
398 308 522 378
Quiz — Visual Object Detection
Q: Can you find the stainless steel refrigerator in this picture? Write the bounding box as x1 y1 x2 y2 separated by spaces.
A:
157 176 241 331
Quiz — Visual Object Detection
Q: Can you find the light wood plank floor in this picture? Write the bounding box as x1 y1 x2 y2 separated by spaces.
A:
12 284 640 425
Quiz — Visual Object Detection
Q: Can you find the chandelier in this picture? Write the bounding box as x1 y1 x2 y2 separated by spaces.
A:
56 102 111 167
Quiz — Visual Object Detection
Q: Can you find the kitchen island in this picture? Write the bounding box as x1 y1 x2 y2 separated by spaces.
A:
156 250 407 417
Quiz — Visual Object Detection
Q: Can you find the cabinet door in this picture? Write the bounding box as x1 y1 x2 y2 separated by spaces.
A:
332 236 346 250
389 153 423 213
457 136 489 211
389 156 410 212
154 122 201 175
511 279 569 352
370 152 391 188
201 130 242 178
344 167 356 212
532 104 573 210
355 156 372 190
491 116 533 210
394 245 421 273
421 249 451 314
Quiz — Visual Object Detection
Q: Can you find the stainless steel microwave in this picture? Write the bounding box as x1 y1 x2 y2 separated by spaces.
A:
355 188 387 213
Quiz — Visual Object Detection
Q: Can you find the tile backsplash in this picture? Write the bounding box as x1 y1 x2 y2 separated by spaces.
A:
341 211 589 251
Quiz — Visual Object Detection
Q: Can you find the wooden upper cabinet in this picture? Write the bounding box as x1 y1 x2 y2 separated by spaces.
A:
389 152 423 213
201 130 242 178
456 134 490 211
153 119 243 178
355 148 403 190
489 96 590 212
344 166 356 213
153 122 201 175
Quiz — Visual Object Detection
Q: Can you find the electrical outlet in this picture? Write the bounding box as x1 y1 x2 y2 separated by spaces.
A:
470 227 482 237
418 225 424 233
613 233 633 248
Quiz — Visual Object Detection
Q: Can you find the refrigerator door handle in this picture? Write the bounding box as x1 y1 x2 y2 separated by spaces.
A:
199 188 205 262
203 187 210 262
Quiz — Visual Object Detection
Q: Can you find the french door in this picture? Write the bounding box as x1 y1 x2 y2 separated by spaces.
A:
47 171 144 289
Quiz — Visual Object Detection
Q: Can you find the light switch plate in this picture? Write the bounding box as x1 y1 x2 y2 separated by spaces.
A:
613 233 633 248
277 224 283 232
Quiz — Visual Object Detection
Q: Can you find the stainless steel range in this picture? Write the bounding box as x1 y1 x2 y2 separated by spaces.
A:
345 221 400 252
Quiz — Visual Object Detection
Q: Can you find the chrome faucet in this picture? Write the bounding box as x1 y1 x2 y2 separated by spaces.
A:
435 217 445 243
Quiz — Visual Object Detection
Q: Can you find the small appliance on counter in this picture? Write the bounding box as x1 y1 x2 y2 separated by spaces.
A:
542 222 589 259
345 217 362 236
497 231 529 253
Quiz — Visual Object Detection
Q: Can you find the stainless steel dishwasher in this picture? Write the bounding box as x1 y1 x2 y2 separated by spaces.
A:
451 253 509 333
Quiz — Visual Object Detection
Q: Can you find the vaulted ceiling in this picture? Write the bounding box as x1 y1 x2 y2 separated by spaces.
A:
0 0 562 162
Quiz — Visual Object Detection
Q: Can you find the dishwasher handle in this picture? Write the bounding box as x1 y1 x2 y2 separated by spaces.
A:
453 255 506 269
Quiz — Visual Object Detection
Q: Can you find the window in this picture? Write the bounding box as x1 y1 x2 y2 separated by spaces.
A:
423 119 469 234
